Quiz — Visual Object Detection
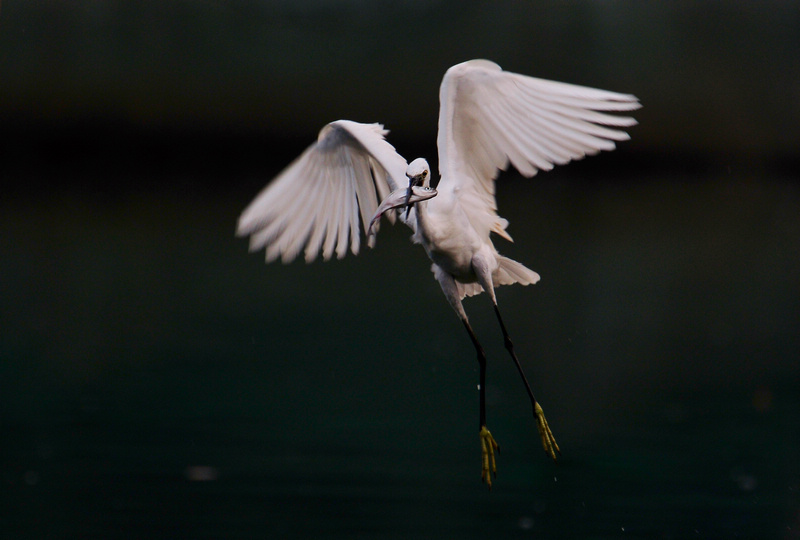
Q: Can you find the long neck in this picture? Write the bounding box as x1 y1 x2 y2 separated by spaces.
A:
412 199 431 237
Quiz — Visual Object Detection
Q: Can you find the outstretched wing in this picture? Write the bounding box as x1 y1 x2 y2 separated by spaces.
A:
436 59 640 242
237 120 409 263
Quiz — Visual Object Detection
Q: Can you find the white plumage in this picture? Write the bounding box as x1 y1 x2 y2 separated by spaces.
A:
237 59 640 487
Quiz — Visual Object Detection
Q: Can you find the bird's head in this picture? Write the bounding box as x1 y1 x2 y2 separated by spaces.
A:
404 158 431 218
406 158 431 188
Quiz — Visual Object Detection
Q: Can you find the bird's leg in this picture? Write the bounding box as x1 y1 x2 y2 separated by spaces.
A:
492 305 560 461
473 256 559 461
435 265 500 487
462 319 499 488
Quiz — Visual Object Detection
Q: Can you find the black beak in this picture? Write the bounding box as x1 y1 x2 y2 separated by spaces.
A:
404 176 420 219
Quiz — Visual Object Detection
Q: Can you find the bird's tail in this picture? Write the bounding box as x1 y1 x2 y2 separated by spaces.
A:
494 255 541 288
457 256 541 299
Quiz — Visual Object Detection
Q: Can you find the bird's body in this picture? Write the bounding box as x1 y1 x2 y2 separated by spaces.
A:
416 195 483 280
238 60 640 488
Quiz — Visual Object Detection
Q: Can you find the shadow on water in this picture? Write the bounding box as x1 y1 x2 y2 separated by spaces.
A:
2 158 799 538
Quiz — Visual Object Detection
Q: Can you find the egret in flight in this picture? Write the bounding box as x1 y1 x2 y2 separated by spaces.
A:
237 59 639 488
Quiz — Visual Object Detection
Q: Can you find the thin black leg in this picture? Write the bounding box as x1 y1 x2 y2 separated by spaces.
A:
463 318 500 487
492 305 539 411
492 304 561 459
462 319 486 429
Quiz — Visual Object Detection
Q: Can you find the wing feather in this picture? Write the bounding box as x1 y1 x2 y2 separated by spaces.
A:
322 159 342 260
437 59 640 242
237 120 409 264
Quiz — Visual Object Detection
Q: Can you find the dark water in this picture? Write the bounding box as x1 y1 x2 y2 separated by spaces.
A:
2 169 799 538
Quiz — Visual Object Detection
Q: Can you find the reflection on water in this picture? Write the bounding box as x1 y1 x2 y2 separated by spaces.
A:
2 170 799 538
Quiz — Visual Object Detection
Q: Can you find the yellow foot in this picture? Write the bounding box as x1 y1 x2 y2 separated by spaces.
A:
534 402 561 461
479 425 499 489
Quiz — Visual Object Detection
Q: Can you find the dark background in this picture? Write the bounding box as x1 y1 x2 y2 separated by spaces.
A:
2 2 799 538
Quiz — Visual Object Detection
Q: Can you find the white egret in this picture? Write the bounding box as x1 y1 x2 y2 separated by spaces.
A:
237 59 640 488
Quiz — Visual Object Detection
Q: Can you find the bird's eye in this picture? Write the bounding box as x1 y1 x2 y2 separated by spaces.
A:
422 171 428 177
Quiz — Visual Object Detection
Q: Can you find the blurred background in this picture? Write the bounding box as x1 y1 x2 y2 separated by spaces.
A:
1 1 799 538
